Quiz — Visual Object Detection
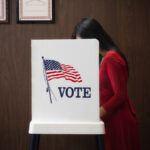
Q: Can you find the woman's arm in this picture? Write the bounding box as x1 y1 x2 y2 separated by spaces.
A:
101 57 128 113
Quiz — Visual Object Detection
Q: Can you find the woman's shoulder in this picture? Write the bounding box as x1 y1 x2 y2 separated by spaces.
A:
104 50 126 66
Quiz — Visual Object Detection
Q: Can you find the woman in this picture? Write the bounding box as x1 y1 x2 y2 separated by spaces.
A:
72 18 140 150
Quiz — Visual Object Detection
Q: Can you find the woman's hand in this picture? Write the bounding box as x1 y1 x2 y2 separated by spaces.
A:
100 106 107 118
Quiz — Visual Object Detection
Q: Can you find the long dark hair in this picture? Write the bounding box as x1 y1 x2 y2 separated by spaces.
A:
72 18 129 74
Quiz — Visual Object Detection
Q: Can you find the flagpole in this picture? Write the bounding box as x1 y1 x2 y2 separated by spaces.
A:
42 56 52 104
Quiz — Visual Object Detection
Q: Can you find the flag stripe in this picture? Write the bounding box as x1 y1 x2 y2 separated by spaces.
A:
46 70 62 74
47 73 65 78
64 74 81 80
48 76 82 82
65 78 82 82
48 76 65 81
47 73 81 80
47 72 81 78
63 71 80 77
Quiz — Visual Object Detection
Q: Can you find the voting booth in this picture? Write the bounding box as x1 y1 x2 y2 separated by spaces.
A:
29 39 105 150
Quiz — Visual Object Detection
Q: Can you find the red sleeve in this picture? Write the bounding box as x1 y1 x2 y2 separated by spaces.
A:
102 57 128 113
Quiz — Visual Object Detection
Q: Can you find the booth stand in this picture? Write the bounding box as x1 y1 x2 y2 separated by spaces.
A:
29 122 105 150
29 39 105 150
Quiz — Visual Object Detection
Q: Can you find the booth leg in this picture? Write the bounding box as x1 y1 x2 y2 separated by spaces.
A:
35 134 40 150
96 135 105 150
29 134 40 150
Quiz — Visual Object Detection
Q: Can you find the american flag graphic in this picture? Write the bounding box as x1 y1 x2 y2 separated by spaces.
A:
43 59 82 83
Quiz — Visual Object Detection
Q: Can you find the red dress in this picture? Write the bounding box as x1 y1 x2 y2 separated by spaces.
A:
100 50 140 150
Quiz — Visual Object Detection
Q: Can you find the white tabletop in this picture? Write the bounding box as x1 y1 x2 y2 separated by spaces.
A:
29 121 105 134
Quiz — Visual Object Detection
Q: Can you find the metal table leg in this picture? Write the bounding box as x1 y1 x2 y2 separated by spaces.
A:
96 135 105 150
35 135 40 150
30 134 104 150
29 134 40 150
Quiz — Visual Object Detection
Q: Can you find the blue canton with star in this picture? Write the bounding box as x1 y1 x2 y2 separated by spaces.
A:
44 60 62 71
